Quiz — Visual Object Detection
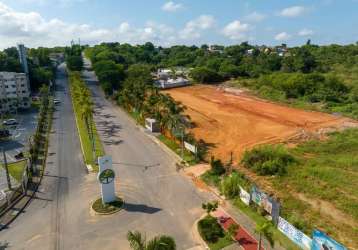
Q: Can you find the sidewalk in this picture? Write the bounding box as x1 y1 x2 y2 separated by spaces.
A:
0 177 41 230
213 209 264 250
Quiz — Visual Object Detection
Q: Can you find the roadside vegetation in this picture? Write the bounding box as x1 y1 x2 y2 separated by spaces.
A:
68 71 104 170
198 201 234 250
127 231 176 250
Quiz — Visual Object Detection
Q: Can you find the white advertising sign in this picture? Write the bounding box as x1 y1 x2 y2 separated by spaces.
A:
184 141 197 154
98 155 116 204
239 186 251 205
278 216 312 250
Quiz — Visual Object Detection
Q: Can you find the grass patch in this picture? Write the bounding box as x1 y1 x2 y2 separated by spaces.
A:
92 197 124 214
270 128 358 247
157 134 198 165
207 234 234 250
0 160 27 182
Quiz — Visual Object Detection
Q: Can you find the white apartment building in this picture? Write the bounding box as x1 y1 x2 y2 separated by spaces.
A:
0 72 31 113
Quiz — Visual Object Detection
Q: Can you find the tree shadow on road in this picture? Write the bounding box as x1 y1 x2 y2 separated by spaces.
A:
124 202 161 214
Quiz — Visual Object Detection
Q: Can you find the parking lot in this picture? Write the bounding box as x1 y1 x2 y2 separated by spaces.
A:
0 108 38 163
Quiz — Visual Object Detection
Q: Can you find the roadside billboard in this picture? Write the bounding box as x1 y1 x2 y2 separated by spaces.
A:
278 216 312 250
311 230 347 250
251 185 280 223
239 186 251 205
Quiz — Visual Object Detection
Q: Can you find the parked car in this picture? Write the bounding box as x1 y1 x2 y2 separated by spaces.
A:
0 129 11 139
53 99 61 105
15 152 24 160
3 119 18 126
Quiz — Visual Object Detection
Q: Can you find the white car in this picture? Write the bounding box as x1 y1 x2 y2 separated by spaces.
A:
3 119 18 126
53 99 61 105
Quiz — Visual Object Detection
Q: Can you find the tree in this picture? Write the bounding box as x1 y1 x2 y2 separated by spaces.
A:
255 222 274 250
189 67 222 83
202 201 219 215
66 55 83 71
127 231 176 250
210 156 225 175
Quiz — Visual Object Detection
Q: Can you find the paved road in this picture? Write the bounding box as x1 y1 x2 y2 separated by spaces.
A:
0 64 88 249
0 63 214 249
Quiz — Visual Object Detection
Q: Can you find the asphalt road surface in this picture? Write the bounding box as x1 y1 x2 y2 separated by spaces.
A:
0 63 214 249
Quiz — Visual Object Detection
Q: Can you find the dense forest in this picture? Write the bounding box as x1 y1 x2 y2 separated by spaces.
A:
84 41 358 118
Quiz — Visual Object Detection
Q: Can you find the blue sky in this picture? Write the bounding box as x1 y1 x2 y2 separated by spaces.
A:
0 0 357 49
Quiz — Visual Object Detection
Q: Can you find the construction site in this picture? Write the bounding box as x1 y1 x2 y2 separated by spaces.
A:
164 85 357 162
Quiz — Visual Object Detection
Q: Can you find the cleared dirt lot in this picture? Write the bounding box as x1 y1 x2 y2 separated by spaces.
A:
164 85 355 162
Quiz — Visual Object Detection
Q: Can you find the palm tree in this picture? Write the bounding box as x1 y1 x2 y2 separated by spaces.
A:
255 222 274 250
127 231 176 250
202 201 219 216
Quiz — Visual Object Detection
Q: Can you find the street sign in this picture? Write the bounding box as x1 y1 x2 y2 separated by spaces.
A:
98 156 116 204
184 141 197 154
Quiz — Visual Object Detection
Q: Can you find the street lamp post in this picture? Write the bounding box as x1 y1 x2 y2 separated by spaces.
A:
1 147 12 190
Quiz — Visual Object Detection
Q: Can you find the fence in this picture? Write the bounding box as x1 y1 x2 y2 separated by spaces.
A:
235 183 347 250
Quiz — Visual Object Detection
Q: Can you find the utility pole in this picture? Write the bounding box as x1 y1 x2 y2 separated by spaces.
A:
2 148 12 190
181 127 184 160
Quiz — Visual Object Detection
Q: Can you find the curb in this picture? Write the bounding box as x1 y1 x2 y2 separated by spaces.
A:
90 196 124 216
192 214 210 250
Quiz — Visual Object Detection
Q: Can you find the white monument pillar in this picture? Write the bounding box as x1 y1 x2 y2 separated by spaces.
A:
97 156 116 204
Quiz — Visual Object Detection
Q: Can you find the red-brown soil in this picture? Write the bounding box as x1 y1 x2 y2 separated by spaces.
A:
164 85 355 162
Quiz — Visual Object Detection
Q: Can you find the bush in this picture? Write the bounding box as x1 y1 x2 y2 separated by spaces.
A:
198 215 224 243
221 172 249 199
210 156 226 175
241 145 295 176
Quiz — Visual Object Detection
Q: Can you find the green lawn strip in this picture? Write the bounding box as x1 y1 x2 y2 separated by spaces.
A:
232 199 301 250
207 234 234 250
157 134 198 165
1 160 27 182
73 101 104 168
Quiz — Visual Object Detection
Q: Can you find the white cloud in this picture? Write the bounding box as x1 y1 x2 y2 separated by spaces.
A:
161 1 183 12
298 28 314 36
179 15 216 40
279 6 306 17
275 32 291 41
244 11 266 22
0 2 178 48
222 20 250 40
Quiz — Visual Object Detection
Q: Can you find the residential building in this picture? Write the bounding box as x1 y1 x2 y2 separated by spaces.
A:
155 77 190 89
17 44 29 75
17 44 31 90
155 68 191 89
0 72 31 113
208 45 224 53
